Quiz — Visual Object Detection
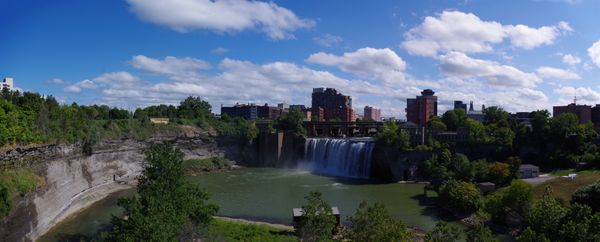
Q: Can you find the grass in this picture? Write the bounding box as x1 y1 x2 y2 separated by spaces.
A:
0 168 44 218
183 157 234 174
205 219 297 242
533 170 600 202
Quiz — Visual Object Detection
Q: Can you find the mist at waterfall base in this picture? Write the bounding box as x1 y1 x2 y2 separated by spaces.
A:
302 138 375 179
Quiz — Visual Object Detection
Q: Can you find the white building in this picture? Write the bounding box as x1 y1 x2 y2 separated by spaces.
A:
2 77 14 90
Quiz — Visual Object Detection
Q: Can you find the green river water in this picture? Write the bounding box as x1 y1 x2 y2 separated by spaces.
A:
40 168 446 241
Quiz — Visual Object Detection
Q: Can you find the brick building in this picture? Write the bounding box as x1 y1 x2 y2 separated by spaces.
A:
311 88 355 122
553 103 592 124
406 89 438 128
363 106 382 121
221 103 281 120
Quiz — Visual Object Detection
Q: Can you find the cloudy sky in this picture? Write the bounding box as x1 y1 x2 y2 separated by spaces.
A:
2 0 600 118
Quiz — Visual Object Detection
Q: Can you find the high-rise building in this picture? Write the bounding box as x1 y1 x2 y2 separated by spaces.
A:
2 77 14 90
454 101 467 111
363 106 382 121
311 88 355 122
406 89 438 127
553 103 592 124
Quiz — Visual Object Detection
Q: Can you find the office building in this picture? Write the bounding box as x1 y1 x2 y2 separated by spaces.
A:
454 101 467 111
553 103 592 124
311 88 355 122
406 89 438 127
363 106 382 121
2 77 13 90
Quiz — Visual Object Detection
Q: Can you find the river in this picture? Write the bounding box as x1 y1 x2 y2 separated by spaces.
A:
40 168 444 241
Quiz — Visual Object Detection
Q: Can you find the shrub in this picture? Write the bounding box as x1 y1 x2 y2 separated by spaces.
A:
0 183 10 218
297 191 337 242
571 181 600 213
425 221 461 242
439 180 482 214
484 180 532 225
465 224 498 242
345 201 413 242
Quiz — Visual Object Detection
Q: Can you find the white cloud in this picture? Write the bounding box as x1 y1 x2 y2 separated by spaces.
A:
437 51 541 88
131 55 211 78
211 47 229 54
554 86 600 104
536 66 580 80
588 40 600 68
313 34 343 47
126 0 315 40
306 47 407 80
94 71 140 84
562 54 581 65
401 10 570 56
48 78 66 84
63 79 96 93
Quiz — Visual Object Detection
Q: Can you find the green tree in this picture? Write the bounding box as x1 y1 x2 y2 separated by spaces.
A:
345 201 413 242
377 121 411 151
516 227 550 242
527 194 568 239
483 106 509 126
428 116 447 131
484 180 532 225
0 183 10 218
487 162 511 185
109 143 218 241
273 107 306 135
442 110 459 131
465 224 498 242
465 119 487 144
439 180 482 213
178 96 211 120
425 221 461 242
297 191 337 242
571 180 600 213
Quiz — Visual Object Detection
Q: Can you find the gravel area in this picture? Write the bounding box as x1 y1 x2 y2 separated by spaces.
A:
521 174 557 185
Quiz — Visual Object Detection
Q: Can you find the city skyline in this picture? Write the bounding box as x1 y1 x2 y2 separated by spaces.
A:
2 0 600 118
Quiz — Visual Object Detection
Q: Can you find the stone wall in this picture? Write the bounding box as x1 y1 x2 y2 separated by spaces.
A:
0 130 256 242
371 146 434 182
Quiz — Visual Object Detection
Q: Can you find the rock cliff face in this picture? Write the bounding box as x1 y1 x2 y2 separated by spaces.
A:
0 129 255 242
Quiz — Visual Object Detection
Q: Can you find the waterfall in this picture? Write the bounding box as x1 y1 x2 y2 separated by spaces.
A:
304 138 375 179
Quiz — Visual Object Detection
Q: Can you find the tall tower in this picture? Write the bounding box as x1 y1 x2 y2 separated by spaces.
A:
406 89 438 127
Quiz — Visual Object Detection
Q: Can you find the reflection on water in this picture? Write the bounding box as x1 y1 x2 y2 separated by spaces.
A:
40 168 444 241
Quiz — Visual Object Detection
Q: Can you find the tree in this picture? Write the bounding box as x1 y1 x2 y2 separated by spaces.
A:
345 201 413 242
109 143 218 241
483 106 509 126
484 180 532 225
465 119 487 144
297 191 337 242
428 116 447 131
452 153 474 181
516 227 550 242
178 96 211 120
527 193 568 239
465 224 498 242
571 181 600 213
425 221 461 242
486 162 511 185
442 110 459 131
439 180 482 214
377 121 411 151
273 107 306 135
0 183 10 218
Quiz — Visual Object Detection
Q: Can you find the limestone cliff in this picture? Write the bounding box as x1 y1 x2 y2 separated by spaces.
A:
0 128 255 242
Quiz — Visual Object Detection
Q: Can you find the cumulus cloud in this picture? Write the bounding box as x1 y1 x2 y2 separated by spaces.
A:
437 51 541 88
306 47 407 84
401 10 571 56
131 55 211 79
313 34 343 47
64 80 96 93
126 0 315 39
555 86 600 104
588 40 600 68
536 66 580 80
94 71 140 84
48 78 66 84
562 54 581 65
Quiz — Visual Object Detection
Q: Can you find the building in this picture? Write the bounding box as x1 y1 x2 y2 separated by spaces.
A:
405 89 438 127
467 102 485 122
519 164 540 179
2 77 13 90
221 103 281 120
592 105 600 130
363 106 382 121
553 103 592 124
454 101 467 111
311 88 356 122
149 118 169 124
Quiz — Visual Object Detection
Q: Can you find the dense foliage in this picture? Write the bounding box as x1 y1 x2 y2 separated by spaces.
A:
464 224 498 242
345 201 413 242
571 180 600 212
438 180 482 214
108 143 218 241
205 220 297 242
424 221 461 242
376 121 411 151
484 180 532 225
297 191 337 242
273 107 306 135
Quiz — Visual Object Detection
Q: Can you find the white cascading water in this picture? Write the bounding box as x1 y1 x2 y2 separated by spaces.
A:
304 138 375 179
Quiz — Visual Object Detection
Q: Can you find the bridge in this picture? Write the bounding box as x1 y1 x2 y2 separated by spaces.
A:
254 120 384 137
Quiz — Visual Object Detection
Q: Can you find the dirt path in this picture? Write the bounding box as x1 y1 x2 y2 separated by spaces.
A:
214 216 295 231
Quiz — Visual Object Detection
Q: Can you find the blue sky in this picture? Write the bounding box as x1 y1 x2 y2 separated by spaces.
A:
2 0 600 118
